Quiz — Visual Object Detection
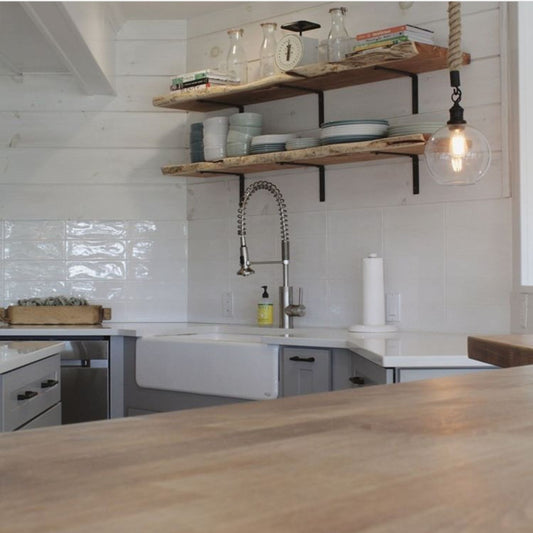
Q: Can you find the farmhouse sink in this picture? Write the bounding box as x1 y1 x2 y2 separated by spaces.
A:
136 333 279 400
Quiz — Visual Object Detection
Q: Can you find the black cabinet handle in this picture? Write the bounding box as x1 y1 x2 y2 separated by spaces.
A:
41 379 59 389
349 376 365 385
289 356 315 363
17 390 38 401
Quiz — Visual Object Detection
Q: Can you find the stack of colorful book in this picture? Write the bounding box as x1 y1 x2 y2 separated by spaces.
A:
170 69 239 92
349 24 434 55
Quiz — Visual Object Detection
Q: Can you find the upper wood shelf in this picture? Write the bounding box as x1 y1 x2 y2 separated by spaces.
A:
152 42 471 113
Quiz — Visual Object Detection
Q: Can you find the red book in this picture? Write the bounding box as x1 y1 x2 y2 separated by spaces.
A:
356 24 433 41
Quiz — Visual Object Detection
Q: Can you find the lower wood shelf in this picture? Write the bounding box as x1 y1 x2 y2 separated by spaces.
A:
161 134 428 177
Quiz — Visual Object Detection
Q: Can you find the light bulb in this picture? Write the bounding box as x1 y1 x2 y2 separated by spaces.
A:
425 123 491 185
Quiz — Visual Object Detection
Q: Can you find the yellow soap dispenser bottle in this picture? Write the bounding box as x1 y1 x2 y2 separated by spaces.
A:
257 285 273 326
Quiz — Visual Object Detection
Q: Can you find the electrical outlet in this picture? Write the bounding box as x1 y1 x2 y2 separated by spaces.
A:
520 293 528 329
222 291 233 318
385 293 401 323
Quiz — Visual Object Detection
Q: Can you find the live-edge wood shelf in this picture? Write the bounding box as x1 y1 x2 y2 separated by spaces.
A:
153 42 470 197
161 134 428 177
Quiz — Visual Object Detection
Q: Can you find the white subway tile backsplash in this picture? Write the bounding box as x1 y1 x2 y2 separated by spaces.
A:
66 221 127 238
5 221 64 240
67 241 127 260
5 261 66 281
5 241 64 261
67 261 127 280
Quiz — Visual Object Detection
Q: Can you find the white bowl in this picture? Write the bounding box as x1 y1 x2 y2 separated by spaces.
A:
251 134 295 146
204 116 229 128
204 145 226 161
320 123 388 138
230 112 263 127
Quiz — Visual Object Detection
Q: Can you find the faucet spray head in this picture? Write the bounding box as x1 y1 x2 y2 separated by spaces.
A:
237 236 255 276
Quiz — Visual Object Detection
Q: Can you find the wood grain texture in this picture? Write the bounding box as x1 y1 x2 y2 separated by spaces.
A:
153 44 471 112
2 365 533 532
468 334 533 367
161 134 428 177
0 305 111 325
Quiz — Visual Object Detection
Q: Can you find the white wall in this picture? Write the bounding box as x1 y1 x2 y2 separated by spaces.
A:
0 2 512 333
185 1 512 333
0 19 189 322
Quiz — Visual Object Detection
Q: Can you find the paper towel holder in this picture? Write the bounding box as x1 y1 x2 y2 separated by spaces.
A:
349 252 398 333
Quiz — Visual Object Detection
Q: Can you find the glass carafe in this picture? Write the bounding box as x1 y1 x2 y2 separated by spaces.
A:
259 22 278 78
226 28 248 84
327 7 349 62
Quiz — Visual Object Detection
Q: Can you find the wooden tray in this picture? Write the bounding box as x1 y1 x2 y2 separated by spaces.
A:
0 305 112 325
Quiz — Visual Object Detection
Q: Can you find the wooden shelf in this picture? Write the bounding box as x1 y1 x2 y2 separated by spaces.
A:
161 134 428 177
153 42 470 113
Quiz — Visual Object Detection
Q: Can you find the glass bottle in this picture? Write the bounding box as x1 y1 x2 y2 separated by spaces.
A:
226 28 248 84
259 22 278 78
327 7 349 62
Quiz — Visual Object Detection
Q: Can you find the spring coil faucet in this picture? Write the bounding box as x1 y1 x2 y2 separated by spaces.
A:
237 180 305 329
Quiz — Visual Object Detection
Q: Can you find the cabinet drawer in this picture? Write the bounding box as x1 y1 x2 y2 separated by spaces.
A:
18 402 62 431
281 347 331 397
1 354 61 431
350 351 393 387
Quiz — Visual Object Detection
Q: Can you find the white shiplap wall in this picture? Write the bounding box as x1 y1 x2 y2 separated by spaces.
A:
185 1 512 333
0 20 189 322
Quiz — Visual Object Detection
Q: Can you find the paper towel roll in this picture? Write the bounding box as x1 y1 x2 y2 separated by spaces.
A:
362 253 385 326
348 253 397 333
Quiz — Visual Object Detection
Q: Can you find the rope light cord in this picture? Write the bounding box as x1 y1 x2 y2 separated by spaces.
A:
447 1 462 71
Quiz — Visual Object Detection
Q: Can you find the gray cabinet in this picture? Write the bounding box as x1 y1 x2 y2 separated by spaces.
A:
0 354 61 431
281 347 331 397
396 367 494 383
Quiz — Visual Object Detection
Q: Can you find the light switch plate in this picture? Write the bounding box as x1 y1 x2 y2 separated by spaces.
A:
222 292 233 318
385 293 401 323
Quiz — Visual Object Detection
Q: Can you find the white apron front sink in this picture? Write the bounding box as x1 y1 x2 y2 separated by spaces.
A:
136 333 279 400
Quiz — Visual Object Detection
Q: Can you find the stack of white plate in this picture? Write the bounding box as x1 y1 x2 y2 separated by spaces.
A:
320 119 389 145
285 137 320 151
388 122 442 137
250 134 295 154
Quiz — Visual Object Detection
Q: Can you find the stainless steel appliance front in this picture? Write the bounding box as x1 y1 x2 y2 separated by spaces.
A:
60 340 109 424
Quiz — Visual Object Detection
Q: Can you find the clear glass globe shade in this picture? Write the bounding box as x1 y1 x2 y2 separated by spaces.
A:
424 123 491 185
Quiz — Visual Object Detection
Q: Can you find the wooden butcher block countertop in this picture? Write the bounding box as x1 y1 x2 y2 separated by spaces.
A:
468 334 533 366
3 366 533 532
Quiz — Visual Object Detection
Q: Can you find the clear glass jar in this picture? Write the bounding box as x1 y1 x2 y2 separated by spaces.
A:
226 28 248 84
327 7 349 62
259 22 278 78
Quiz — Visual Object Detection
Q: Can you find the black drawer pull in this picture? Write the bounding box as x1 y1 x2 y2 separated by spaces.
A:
41 379 59 389
289 356 315 363
17 390 38 401
349 376 365 385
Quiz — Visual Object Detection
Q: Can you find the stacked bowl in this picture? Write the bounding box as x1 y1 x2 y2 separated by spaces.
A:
189 122 204 163
226 113 263 157
203 116 229 161
320 119 389 145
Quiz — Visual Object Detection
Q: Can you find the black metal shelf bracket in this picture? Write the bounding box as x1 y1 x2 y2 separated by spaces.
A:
198 171 245 202
278 162 326 202
374 65 421 194
373 152 419 195
276 84 325 126
197 100 244 113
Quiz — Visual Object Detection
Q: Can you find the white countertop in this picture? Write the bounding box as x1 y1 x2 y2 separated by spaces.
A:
0 322 496 369
0 341 65 374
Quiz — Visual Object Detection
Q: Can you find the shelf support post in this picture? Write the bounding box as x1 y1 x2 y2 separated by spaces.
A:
278 162 326 201
276 83 325 126
372 152 419 195
198 171 245 202
374 65 420 194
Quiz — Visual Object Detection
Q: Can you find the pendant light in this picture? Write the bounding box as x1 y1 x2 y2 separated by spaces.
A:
424 2 491 185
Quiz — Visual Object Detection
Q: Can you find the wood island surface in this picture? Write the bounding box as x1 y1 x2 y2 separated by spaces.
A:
1 364 532 532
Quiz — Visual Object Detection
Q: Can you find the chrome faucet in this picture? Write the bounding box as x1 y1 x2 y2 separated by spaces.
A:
237 180 305 329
